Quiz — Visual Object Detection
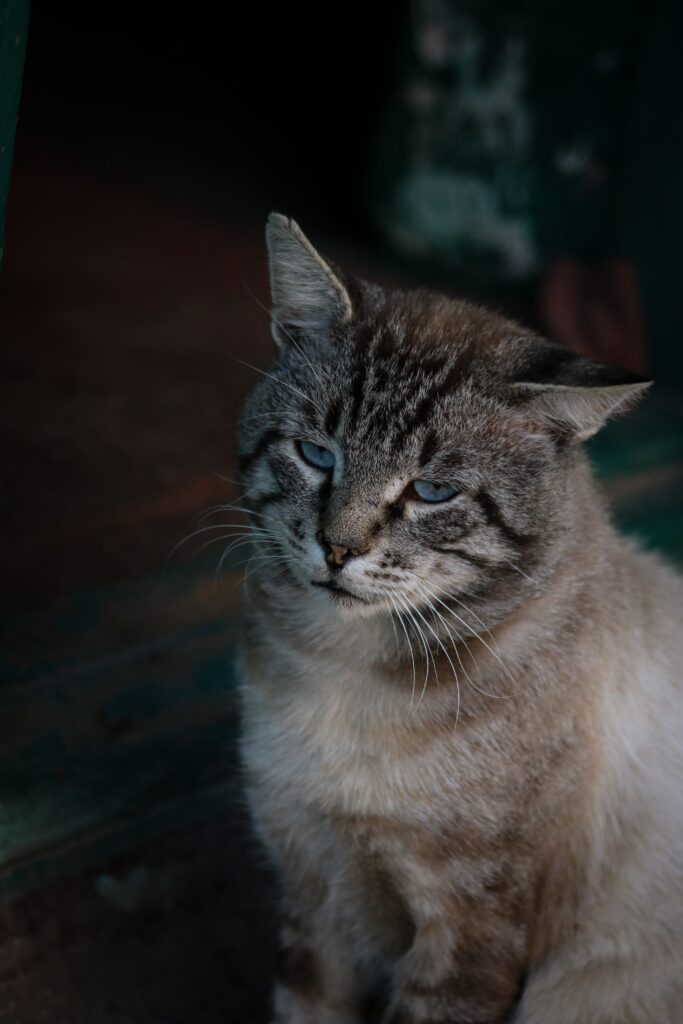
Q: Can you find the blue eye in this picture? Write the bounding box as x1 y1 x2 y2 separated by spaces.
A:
412 480 458 503
298 440 336 470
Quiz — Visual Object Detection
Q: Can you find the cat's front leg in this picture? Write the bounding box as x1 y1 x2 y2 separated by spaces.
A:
381 919 524 1024
271 906 362 1024
245 777 365 1023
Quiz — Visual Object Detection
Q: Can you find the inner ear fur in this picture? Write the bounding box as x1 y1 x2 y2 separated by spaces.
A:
510 339 652 440
265 212 353 351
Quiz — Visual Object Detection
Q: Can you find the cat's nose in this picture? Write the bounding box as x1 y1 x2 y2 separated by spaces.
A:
327 543 350 567
317 532 360 568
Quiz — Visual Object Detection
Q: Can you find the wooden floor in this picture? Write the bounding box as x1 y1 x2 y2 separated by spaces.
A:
1 142 682 1023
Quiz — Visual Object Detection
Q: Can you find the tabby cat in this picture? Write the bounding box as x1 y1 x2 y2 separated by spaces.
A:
236 214 683 1024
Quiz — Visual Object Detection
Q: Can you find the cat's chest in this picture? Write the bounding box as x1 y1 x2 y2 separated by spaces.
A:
240 644 486 825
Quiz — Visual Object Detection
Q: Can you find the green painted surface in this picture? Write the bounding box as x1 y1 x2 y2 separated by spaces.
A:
0 556 244 905
589 391 683 560
0 0 30 265
588 391 683 480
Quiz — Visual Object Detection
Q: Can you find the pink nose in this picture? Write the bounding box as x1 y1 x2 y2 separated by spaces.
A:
326 543 349 567
317 531 369 567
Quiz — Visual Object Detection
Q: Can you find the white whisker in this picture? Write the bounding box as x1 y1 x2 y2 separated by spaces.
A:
410 593 463 727
215 536 264 581
230 354 322 412
504 559 534 583
197 503 270 524
242 280 334 389
403 569 515 688
394 593 431 709
165 522 270 568
388 594 417 706
412 581 504 705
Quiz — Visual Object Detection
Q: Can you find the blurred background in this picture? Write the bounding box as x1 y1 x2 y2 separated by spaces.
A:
0 2 681 1021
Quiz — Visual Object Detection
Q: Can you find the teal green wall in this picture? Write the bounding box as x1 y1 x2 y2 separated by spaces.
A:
0 0 30 265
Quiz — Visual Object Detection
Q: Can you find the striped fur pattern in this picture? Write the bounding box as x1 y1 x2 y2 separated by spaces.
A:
236 214 683 1024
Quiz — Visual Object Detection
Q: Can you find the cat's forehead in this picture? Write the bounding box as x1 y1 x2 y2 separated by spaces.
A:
336 380 502 467
317 311 520 471
338 290 524 380
325 293 520 462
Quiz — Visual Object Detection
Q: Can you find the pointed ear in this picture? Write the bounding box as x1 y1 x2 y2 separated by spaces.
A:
265 212 353 350
510 341 651 440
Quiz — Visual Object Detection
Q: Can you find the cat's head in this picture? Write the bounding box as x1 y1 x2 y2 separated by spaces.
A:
237 213 649 624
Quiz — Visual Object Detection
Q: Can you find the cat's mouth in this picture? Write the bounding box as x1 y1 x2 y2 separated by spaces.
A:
311 579 372 605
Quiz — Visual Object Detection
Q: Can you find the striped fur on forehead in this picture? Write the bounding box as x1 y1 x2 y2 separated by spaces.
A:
289 294 539 476
244 273 516 439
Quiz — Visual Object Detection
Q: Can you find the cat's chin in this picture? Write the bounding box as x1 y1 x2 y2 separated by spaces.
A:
309 580 385 618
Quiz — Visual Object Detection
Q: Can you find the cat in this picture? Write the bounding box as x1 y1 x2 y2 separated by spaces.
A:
236 213 683 1024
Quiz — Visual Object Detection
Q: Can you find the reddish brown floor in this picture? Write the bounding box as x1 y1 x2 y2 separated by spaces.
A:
1 142 271 613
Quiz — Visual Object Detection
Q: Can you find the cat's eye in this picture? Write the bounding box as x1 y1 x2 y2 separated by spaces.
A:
412 479 458 503
298 440 336 471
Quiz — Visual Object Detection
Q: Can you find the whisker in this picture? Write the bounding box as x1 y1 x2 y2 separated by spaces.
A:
195 532 262 559
238 411 305 428
242 281 334 388
409 593 463 727
394 593 431 709
164 523 270 568
229 353 322 412
197 504 270 524
214 530 287 583
403 569 514 687
433 610 501 702
388 594 418 705
440 590 507 661
240 554 293 599
503 558 534 583
412 581 504 705
440 597 515 688
386 602 402 661
408 576 510 699
206 472 262 499
215 536 263 580
408 600 441 689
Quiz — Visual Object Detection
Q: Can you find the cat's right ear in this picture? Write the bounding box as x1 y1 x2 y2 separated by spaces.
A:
265 213 353 351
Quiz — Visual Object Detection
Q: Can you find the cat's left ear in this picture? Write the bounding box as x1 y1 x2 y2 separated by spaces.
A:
510 341 651 440
265 212 353 351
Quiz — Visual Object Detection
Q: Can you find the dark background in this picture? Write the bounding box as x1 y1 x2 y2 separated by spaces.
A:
22 3 402 238
2 1 407 613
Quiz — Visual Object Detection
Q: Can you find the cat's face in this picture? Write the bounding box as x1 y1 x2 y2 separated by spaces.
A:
237 215 648 625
